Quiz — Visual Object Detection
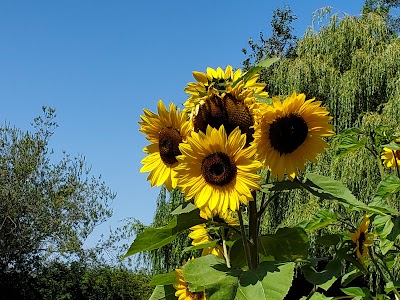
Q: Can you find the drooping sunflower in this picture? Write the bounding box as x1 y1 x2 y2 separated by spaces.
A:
188 209 238 258
139 100 191 191
188 224 224 259
175 125 262 213
174 260 206 300
349 215 374 265
381 139 400 170
184 65 268 104
254 92 335 181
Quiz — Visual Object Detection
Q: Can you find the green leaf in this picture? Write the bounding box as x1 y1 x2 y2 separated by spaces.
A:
373 215 393 239
150 271 177 286
381 142 400 151
315 234 341 247
304 173 388 215
183 255 295 300
149 285 177 300
240 57 279 83
237 261 295 300
302 259 341 291
341 287 370 297
300 292 333 299
297 210 339 232
259 227 309 261
229 238 248 269
183 255 241 298
261 180 303 193
256 56 280 68
171 202 198 215
122 208 204 258
341 269 363 287
335 136 367 158
373 175 400 204
380 216 400 254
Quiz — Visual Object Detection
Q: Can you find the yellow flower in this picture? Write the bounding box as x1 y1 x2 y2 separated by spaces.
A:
139 100 191 191
184 66 268 146
174 260 206 300
188 224 224 259
175 125 262 212
254 92 335 181
381 139 400 170
349 215 374 264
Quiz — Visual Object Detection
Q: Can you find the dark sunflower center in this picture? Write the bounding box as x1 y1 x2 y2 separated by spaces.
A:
358 232 366 254
201 152 237 186
186 288 205 300
193 94 254 146
268 113 308 155
158 127 182 165
394 150 400 160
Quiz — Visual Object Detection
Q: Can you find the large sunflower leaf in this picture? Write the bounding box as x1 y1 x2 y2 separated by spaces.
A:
297 209 339 232
149 285 177 300
303 173 390 215
171 202 198 215
122 208 204 258
334 136 367 159
302 259 341 291
259 227 309 261
183 255 295 300
373 175 400 204
150 271 177 286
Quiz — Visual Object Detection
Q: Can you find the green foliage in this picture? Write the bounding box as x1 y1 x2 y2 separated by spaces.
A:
37 261 152 300
0 107 115 288
183 255 295 300
122 207 204 258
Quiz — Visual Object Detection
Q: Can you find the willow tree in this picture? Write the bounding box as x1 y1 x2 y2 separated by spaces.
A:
252 10 400 232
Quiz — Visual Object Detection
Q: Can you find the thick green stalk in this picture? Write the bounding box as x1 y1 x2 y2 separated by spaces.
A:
238 205 251 269
248 191 259 270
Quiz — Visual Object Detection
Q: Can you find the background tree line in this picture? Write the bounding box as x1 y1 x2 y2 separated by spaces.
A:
0 107 152 299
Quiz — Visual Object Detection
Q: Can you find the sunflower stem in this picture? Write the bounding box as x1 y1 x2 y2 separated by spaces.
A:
238 205 251 269
369 247 400 298
222 238 231 268
393 150 400 178
249 191 259 270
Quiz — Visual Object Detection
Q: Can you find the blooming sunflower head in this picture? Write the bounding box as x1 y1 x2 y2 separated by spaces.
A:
174 260 206 300
139 100 191 191
254 92 335 181
349 215 374 264
175 125 262 213
381 139 400 170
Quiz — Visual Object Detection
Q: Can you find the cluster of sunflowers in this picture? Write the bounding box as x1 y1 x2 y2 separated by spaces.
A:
136 64 400 299
138 64 337 299
139 65 334 214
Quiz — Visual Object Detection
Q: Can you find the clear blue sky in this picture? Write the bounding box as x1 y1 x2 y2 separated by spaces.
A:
0 0 364 253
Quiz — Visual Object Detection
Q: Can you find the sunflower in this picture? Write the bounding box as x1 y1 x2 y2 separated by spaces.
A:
349 215 374 264
175 125 262 213
188 224 224 259
184 66 268 145
139 100 191 191
254 92 335 181
174 260 206 300
381 139 400 170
